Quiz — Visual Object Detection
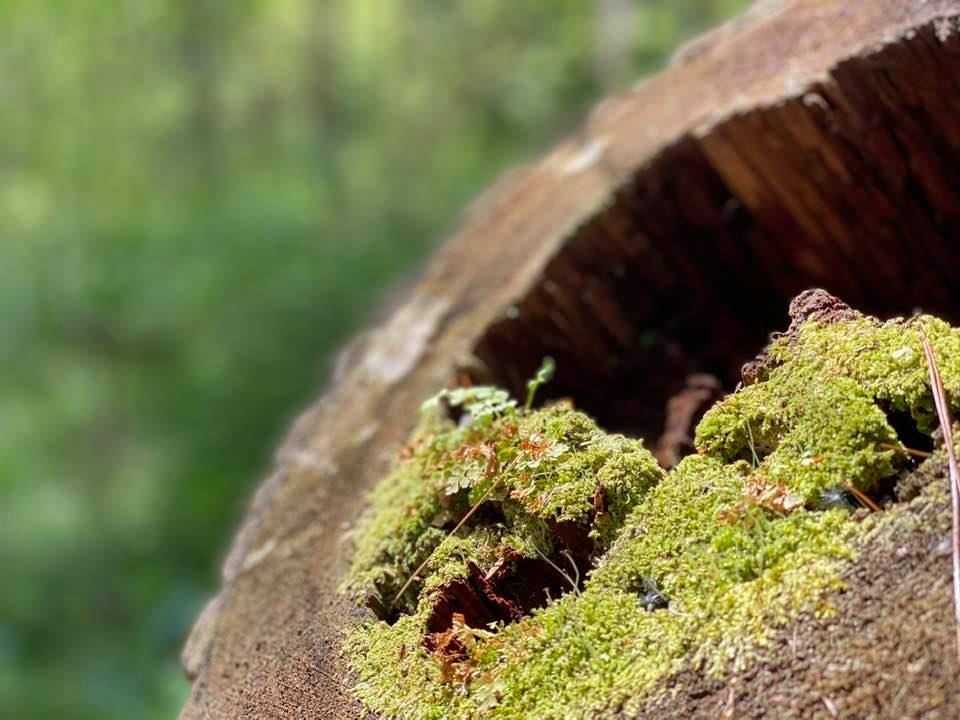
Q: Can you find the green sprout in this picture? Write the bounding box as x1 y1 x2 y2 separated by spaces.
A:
525 356 556 411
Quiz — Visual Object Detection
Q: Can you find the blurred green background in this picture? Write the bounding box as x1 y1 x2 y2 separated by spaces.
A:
0 1 748 717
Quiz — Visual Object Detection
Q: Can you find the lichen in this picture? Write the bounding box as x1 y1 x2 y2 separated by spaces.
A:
340 308 960 719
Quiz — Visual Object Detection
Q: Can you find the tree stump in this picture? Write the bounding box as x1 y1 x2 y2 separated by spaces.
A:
180 2 960 717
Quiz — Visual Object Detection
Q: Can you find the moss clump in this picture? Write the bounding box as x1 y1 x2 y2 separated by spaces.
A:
344 454 857 719
697 314 960 503
342 308 960 719
342 397 664 616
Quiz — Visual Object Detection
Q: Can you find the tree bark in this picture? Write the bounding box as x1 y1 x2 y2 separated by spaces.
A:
180 2 960 717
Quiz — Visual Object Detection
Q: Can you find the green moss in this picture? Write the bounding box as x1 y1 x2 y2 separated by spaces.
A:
344 456 857 719
341 400 664 614
341 311 960 718
697 315 960 503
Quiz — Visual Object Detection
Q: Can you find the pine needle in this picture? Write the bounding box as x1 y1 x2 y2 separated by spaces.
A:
746 420 760 469
532 546 581 597
879 441 933 459
844 482 882 513
918 328 960 665
391 477 503 609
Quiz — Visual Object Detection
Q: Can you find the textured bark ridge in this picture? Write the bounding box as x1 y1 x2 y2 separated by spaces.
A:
180 2 960 718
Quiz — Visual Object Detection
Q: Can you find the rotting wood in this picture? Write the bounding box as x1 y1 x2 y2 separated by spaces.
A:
180 2 960 718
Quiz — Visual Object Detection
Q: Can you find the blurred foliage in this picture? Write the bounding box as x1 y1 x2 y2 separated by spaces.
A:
0 0 747 717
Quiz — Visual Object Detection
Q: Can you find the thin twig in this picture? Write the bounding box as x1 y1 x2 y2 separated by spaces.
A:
844 482 882 513
533 546 581 597
879 441 933 459
919 328 960 665
391 477 503 608
560 550 581 589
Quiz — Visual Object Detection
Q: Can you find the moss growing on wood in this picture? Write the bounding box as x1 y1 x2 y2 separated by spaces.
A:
341 304 960 719
697 313 960 503
341 398 664 617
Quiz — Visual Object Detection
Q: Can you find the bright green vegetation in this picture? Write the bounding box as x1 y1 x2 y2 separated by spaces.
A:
343 312 960 719
698 314 960 501
342 377 665 615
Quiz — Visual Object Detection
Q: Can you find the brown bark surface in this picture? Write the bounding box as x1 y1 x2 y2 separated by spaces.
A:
180 2 960 717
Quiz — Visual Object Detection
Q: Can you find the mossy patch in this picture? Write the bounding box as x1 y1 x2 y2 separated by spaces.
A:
341 396 664 618
341 303 960 719
697 313 960 502
640 454 960 719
